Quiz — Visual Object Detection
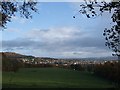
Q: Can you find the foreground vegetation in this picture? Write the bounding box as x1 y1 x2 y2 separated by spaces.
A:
2 53 119 88
2 68 115 88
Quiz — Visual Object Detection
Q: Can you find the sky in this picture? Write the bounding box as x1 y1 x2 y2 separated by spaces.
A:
0 2 115 58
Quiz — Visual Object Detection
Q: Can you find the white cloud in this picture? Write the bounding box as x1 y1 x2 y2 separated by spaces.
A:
6 28 20 32
26 27 84 42
2 26 113 58
12 16 32 24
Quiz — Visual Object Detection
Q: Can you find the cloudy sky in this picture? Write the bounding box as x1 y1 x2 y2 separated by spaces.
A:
1 2 115 58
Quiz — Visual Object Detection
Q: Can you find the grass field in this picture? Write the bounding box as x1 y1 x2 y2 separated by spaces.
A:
2 68 115 88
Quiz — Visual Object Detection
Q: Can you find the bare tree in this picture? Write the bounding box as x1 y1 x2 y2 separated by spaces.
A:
0 0 38 28
74 0 120 60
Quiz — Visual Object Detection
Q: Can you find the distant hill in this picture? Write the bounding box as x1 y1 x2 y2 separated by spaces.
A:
63 56 118 61
0 52 26 58
0 52 55 60
0 52 118 61
0 52 37 61
81 56 118 61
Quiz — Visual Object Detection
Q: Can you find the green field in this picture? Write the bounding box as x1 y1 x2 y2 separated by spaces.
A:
2 68 115 88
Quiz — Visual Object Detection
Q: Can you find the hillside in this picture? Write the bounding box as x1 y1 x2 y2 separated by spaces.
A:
2 68 115 88
0 52 118 61
0 52 35 59
1 52 57 60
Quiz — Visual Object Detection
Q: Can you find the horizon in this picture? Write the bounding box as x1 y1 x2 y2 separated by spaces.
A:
1 2 115 58
1 51 118 60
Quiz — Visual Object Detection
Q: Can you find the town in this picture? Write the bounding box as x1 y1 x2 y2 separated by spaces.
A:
2 52 118 67
21 55 118 66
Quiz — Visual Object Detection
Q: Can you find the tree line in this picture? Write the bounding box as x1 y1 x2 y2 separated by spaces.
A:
70 61 120 87
2 53 23 72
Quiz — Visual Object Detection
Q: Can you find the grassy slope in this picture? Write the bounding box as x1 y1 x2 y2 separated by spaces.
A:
2 68 115 88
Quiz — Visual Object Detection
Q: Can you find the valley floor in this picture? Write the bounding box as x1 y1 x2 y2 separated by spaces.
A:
2 68 115 88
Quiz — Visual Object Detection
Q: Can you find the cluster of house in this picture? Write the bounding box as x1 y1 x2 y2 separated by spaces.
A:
21 57 118 66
